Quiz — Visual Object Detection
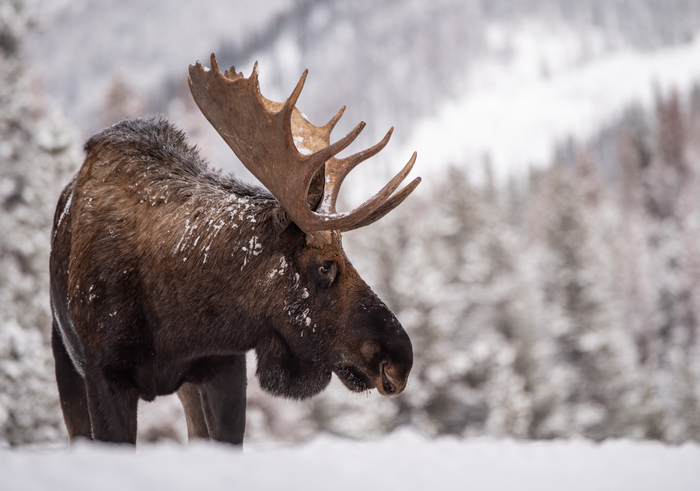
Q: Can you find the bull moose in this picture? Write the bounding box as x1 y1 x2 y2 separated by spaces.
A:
49 54 420 445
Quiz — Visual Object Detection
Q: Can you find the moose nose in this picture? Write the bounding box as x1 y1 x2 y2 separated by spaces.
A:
376 362 407 397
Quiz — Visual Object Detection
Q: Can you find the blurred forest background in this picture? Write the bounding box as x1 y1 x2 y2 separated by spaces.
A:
3 0 700 446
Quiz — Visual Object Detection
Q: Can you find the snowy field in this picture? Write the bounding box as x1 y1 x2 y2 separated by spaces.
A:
3 430 699 491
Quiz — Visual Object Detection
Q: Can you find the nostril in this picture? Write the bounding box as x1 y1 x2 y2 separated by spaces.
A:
381 362 397 394
383 378 396 395
378 361 405 397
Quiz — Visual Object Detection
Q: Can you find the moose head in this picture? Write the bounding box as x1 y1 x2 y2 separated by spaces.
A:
188 55 419 400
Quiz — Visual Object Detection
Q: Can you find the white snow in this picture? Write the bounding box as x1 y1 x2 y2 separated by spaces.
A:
293 135 313 155
398 22 700 182
55 190 72 231
2 430 699 491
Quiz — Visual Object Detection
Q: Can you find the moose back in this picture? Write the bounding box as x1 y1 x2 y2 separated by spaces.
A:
50 55 420 445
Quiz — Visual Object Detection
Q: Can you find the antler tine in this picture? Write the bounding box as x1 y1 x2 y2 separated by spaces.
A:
210 53 221 74
224 64 243 81
299 151 418 233
280 70 310 157
308 121 365 168
341 176 421 232
325 106 346 131
353 151 418 214
287 120 367 229
319 127 394 214
282 70 308 127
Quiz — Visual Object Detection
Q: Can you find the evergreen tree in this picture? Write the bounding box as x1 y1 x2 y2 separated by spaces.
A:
526 161 642 440
0 0 79 444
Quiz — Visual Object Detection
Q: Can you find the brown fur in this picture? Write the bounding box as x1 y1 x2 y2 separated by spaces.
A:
50 118 412 445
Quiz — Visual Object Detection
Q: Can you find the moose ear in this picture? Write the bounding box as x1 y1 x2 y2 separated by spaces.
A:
307 166 325 212
271 207 292 236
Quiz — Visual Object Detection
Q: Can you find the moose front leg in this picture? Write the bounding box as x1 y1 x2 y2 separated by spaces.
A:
200 353 247 445
178 354 247 445
83 366 139 443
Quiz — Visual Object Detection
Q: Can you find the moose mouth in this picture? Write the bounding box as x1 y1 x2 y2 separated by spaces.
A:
334 364 373 393
334 362 403 397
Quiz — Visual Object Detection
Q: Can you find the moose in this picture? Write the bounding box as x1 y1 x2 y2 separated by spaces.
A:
49 54 420 445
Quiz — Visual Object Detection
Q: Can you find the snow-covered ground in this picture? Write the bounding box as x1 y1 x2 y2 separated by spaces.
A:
3 430 699 491
398 21 700 183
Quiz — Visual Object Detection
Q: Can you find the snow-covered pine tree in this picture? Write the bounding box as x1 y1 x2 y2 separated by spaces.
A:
525 158 643 440
640 88 700 443
0 0 79 445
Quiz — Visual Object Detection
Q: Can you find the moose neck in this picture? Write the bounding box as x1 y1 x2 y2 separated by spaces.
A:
141 177 289 356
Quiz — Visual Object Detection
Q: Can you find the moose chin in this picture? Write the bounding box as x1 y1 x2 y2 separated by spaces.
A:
49 54 420 445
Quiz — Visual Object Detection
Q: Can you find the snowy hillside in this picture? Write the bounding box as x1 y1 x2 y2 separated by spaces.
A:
24 0 700 196
4 430 700 491
400 21 700 182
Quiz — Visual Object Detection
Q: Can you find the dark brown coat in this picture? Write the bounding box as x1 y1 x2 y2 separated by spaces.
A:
50 118 413 445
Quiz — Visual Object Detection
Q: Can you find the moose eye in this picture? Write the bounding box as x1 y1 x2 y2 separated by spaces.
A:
313 261 337 286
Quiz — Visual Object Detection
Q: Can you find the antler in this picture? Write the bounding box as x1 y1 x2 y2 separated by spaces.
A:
188 54 420 243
